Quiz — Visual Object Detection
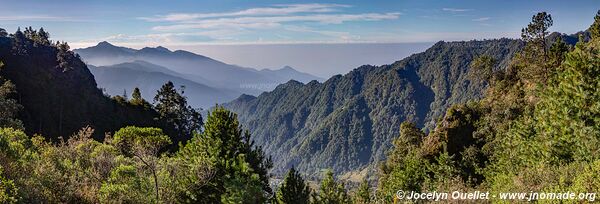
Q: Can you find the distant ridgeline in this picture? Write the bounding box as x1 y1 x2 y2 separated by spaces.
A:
225 34 582 177
0 29 180 142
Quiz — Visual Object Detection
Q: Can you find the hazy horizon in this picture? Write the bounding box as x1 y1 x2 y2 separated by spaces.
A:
78 42 434 78
2 0 598 77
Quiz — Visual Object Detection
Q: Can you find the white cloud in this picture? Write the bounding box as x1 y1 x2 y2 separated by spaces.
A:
472 17 491 22
442 8 473 12
284 25 360 41
139 4 351 22
151 13 401 31
128 4 401 45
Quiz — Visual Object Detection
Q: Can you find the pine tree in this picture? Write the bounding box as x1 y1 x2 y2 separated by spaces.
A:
548 37 569 73
352 179 371 204
590 10 600 39
129 87 146 106
312 170 349 204
37 27 50 45
56 41 72 72
154 81 202 141
0 28 7 37
275 167 311 204
518 12 554 84
177 106 272 203
23 26 36 40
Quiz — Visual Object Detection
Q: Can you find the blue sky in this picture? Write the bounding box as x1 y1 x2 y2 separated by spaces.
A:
1 1 598 77
1 0 597 48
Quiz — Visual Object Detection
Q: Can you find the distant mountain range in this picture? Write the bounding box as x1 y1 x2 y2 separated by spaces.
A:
224 39 525 177
88 61 239 108
74 42 323 108
0 35 174 141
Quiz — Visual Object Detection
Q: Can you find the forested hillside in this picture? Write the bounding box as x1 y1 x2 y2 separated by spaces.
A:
225 38 523 176
0 28 176 141
0 28 274 203
1 8 599 204
376 11 600 202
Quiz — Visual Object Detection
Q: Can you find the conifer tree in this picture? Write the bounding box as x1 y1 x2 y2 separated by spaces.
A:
154 81 202 141
352 179 371 204
56 41 73 72
276 167 311 204
0 28 7 37
590 10 600 39
129 87 147 106
36 27 50 45
312 170 349 204
177 106 272 203
518 12 554 84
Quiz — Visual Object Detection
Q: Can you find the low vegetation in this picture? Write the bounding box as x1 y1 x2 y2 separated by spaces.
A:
1 10 599 204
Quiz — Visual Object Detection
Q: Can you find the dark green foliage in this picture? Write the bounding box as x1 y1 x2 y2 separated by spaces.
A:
275 167 311 204
517 12 554 84
0 60 23 129
548 38 570 70
312 170 350 204
113 127 171 202
154 81 202 143
0 166 18 203
590 10 600 39
130 87 144 105
377 122 428 201
225 39 522 176
468 55 497 84
177 106 272 203
352 179 371 204
0 28 7 38
0 28 175 141
375 11 600 201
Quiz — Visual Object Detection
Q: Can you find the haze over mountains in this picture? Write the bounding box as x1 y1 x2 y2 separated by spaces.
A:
225 39 525 177
74 42 323 108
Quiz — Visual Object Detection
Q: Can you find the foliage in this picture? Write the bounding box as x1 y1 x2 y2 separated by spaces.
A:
517 12 555 85
375 11 600 201
177 106 272 203
0 60 23 129
275 167 311 204
468 55 497 84
0 27 181 141
352 179 371 204
113 126 171 201
0 167 18 203
590 10 600 39
225 38 523 176
154 81 203 144
0 28 7 38
0 120 259 203
312 170 350 204
130 87 148 107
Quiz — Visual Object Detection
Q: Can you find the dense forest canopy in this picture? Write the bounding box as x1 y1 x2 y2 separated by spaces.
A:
1 9 600 203
225 37 524 177
377 11 600 202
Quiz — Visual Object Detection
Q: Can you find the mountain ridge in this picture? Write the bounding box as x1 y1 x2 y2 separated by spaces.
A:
225 38 524 176
74 42 323 98
89 61 240 108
